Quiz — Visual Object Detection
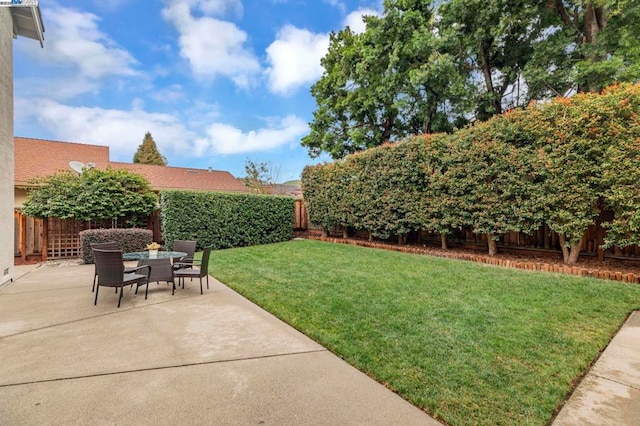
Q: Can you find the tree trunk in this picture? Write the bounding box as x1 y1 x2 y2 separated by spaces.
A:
559 232 585 265
343 227 349 239
558 233 570 263
368 231 373 241
322 228 328 238
487 234 497 256
398 233 407 245
478 43 502 116
440 233 448 250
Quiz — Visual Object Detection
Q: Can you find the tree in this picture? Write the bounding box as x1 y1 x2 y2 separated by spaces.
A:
243 159 280 194
438 0 548 119
302 0 470 160
525 0 640 97
133 132 167 165
22 168 157 226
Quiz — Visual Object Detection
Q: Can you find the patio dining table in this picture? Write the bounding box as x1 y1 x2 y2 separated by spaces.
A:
122 251 187 286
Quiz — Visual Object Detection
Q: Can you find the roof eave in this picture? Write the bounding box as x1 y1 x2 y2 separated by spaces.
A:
11 5 45 47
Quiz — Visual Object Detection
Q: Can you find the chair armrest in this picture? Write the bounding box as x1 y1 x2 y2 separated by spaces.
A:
130 264 151 277
174 261 200 267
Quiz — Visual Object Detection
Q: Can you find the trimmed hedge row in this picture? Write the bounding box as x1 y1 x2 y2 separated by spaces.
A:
160 191 294 250
302 83 640 264
79 228 153 264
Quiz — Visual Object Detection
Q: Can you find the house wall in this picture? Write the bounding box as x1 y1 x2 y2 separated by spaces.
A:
1 9 14 284
15 187 28 208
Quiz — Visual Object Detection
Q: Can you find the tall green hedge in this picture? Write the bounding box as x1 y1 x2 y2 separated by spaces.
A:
160 191 294 250
302 83 640 264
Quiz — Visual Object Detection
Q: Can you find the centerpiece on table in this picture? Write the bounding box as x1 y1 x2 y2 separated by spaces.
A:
146 242 162 257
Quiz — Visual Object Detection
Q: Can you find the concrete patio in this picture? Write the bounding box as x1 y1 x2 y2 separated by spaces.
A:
0 262 438 425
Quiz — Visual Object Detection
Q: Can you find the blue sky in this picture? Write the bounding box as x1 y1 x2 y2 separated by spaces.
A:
13 0 382 182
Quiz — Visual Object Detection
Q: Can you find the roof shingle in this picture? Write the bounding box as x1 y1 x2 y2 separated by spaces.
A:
14 137 249 193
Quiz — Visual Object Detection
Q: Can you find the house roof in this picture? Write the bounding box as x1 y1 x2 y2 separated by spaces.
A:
14 137 110 185
11 4 45 47
14 137 249 193
110 162 249 193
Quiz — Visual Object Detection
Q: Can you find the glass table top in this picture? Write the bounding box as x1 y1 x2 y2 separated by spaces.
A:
122 251 187 260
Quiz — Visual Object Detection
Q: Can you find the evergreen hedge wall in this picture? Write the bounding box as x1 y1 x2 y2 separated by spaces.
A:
302 83 640 264
160 191 294 250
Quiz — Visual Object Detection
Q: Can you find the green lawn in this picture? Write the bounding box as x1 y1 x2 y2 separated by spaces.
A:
207 239 640 425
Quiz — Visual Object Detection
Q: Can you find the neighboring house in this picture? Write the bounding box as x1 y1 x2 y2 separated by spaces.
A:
14 137 249 261
270 183 302 197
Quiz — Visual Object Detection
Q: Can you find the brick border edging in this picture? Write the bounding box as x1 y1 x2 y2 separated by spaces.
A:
307 235 640 284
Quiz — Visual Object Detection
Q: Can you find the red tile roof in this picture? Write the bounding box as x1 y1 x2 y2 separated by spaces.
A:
14 137 249 193
14 137 109 185
109 162 249 193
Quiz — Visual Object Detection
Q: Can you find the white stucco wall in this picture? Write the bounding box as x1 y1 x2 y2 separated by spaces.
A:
1 9 14 284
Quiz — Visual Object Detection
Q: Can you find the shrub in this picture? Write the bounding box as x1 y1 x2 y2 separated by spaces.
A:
79 228 153 264
160 191 294 250
301 83 640 264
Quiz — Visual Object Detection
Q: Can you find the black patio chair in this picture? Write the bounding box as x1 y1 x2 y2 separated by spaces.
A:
172 240 197 271
173 246 212 295
90 241 137 292
93 248 151 308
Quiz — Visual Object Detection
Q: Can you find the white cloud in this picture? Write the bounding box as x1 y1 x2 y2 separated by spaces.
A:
265 25 330 95
150 84 187 103
322 0 346 13
194 0 243 17
162 1 260 87
164 0 243 17
19 99 193 161
344 8 380 34
20 5 138 80
199 115 309 154
16 98 306 159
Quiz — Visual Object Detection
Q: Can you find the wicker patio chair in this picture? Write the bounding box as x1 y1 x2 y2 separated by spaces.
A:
172 240 197 271
93 248 151 308
174 246 212 295
90 241 137 292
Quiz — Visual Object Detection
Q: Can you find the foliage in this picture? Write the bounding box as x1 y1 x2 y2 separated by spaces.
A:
210 239 640 426
79 228 153 264
160 190 294 250
438 0 546 118
302 83 640 263
243 159 279 194
302 0 470 159
133 132 167 166
304 0 640 160
22 168 157 225
526 1 640 96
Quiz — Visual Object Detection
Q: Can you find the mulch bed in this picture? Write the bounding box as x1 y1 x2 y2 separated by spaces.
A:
296 231 640 284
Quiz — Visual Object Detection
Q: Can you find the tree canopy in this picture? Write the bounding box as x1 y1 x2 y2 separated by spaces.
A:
133 132 167 165
22 168 157 226
303 0 640 159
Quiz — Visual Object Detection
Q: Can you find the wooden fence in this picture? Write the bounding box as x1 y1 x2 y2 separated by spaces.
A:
14 211 160 262
294 199 308 230
296 202 640 262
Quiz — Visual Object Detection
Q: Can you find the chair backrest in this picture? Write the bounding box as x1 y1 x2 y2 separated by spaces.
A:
199 246 212 276
174 240 197 257
91 241 119 250
90 241 119 265
93 249 124 286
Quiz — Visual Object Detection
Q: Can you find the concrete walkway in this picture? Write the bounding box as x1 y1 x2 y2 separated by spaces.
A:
553 311 640 425
0 262 439 425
